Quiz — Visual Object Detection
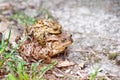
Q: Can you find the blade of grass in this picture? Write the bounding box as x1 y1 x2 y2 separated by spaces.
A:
0 34 5 48
39 61 57 78
0 58 7 67
0 28 11 54
90 66 101 80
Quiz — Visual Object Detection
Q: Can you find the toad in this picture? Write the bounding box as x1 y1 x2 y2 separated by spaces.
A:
17 19 72 63
25 19 62 45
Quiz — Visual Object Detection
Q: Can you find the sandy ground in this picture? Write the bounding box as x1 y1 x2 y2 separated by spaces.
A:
41 0 120 79
0 0 120 79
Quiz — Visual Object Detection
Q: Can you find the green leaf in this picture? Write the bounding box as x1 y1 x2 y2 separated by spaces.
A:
6 74 17 80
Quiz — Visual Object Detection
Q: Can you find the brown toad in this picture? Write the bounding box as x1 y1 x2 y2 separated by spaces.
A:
17 19 72 63
25 19 62 45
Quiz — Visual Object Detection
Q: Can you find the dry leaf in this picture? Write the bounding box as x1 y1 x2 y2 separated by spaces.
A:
0 3 12 10
56 60 74 67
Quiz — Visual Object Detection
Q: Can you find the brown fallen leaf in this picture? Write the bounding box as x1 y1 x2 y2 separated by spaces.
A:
56 60 75 68
0 3 12 10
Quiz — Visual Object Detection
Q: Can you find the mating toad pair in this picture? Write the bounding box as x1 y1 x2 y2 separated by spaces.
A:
17 19 72 63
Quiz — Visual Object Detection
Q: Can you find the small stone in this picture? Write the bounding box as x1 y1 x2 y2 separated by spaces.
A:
108 53 117 60
116 55 120 65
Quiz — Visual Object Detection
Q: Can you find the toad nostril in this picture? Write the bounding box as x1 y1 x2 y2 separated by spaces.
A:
61 38 66 42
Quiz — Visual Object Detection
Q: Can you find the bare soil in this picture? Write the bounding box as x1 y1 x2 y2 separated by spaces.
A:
0 0 120 80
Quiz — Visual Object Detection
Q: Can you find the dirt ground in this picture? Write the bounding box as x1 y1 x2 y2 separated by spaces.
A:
0 0 120 80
